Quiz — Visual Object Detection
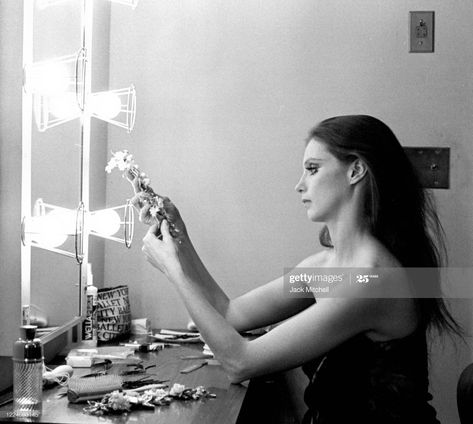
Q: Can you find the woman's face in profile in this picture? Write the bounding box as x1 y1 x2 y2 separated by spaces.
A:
295 139 352 222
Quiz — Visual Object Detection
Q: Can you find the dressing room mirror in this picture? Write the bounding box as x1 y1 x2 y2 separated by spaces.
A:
23 1 83 332
22 0 132 338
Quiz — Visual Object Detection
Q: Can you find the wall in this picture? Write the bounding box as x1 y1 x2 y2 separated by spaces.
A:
108 1 469 423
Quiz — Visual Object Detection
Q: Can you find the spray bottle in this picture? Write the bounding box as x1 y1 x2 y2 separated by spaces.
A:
82 263 98 346
13 325 43 418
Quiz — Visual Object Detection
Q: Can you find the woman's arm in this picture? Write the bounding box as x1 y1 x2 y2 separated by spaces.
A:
179 236 315 332
126 169 313 332
143 220 386 384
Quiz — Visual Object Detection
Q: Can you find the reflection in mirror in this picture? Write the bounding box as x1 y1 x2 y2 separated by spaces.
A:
21 0 136 346
29 117 82 332
22 1 84 338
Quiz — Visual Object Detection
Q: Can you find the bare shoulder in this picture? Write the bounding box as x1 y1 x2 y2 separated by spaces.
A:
357 238 401 268
361 241 419 341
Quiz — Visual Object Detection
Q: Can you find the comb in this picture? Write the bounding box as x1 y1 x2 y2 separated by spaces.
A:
67 375 123 403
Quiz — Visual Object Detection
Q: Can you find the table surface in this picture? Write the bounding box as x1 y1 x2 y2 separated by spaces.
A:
0 343 248 424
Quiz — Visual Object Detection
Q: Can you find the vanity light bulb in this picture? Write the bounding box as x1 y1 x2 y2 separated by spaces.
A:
28 217 65 248
28 210 76 248
89 209 121 236
28 64 69 95
90 93 122 120
29 217 67 247
48 93 81 120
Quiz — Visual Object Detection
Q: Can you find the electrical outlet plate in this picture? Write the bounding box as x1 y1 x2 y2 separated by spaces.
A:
409 11 434 53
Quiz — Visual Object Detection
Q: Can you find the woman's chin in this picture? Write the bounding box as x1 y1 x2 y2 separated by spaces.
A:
306 209 327 223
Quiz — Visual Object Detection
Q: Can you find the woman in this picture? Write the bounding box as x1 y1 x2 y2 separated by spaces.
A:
135 115 461 423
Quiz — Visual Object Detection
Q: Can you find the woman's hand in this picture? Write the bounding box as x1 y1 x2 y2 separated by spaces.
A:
142 219 182 277
126 169 187 240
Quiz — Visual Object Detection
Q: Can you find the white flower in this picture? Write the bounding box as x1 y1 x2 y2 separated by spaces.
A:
149 205 160 217
151 388 168 400
105 150 135 173
169 383 186 396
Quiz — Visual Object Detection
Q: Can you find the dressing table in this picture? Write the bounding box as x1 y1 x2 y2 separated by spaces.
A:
0 342 299 424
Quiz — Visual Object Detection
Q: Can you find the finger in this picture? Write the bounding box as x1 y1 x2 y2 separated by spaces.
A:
160 219 172 241
143 223 160 243
149 223 160 237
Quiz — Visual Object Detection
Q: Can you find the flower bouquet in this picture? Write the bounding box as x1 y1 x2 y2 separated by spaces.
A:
83 383 216 416
105 150 179 237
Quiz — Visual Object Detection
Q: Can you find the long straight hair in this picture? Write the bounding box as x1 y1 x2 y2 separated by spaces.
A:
308 115 462 337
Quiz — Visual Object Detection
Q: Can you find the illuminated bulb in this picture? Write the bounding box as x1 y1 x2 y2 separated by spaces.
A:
27 215 67 247
28 64 69 95
89 209 121 236
28 209 76 248
91 93 122 120
48 93 81 119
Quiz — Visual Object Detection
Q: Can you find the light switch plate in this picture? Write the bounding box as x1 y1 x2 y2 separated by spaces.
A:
409 11 434 53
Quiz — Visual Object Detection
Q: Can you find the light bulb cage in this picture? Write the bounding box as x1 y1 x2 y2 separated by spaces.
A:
90 85 136 133
89 200 134 248
21 199 85 264
23 48 86 97
33 93 81 132
27 48 87 132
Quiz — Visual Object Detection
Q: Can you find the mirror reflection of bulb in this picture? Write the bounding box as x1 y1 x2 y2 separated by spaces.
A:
28 216 67 247
29 64 69 95
91 93 122 120
48 93 81 119
90 209 121 236
27 210 73 248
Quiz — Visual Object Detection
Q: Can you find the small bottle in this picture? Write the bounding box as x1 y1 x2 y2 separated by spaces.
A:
82 263 98 346
12 325 43 418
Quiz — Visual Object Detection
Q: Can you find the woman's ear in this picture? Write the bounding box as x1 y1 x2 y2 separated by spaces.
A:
348 159 367 185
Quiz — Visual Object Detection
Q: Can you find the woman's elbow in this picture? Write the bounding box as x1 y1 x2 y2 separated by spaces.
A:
217 337 254 384
220 353 251 384
222 362 250 384
226 367 248 384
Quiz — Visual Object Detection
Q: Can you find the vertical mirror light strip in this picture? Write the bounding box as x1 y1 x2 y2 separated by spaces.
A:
21 0 34 325
78 0 93 317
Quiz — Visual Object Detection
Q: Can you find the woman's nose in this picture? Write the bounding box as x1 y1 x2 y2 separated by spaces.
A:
294 176 305 193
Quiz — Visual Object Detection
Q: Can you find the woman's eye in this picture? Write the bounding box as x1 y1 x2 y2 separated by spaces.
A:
306 166 319 175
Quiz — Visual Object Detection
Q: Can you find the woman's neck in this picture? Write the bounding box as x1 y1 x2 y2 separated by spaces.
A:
325 212 373 266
